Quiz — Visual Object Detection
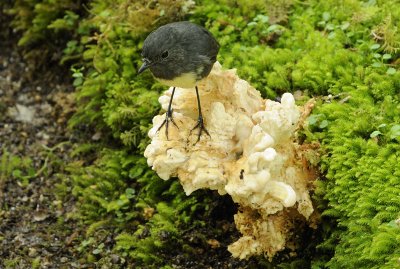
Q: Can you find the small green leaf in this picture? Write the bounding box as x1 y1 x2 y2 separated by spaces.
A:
319 120 329 129
326 23 335 31
382 54 392 60
386 67 396 75
125 188 135 198
378 124 387 129
99 10 111 18
328 32 336 39
27 167 36 177
387 220 400 228
373 53 381 59
92 248 102 255
322 12 331 21
307 115 319 125
388 125 400 139
371 62 383 68
129 167 143 179
117 199 126 206
267 24 281 32
255 14 269 23
370 44 380 50
12 169 22 178
370 130 382 138
73 77 83 87
341 21 350 30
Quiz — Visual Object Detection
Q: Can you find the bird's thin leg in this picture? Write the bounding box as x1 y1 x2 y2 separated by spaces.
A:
157 87 179 139
190 86 210 144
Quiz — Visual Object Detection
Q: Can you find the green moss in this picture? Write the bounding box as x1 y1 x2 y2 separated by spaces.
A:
60 147 212 266
31 257 41 269
0 149 36 187
3 0 87 70
3 258 21 268
308 89 400 268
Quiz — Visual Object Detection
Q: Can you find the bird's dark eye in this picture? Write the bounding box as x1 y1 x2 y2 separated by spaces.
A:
161 51 169 59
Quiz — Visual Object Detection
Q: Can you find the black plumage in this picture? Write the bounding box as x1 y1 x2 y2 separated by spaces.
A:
140 21 219 82
138 21 220 143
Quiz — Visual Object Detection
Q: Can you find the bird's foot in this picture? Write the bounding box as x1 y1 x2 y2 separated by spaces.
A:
190 115 211 144
157 109 179 140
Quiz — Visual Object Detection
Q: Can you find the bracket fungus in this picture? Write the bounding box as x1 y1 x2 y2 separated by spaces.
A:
144 62 317 259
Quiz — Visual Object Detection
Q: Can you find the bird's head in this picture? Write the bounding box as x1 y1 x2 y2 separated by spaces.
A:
138 27 186 80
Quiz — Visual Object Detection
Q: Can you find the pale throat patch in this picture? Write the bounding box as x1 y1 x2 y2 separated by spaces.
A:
157 72 198 89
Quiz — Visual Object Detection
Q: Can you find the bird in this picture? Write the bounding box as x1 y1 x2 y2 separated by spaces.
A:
138 21 220 143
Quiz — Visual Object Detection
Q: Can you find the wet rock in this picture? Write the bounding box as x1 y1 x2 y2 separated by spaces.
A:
28 247 38 257
8 104 36 123
91 131 102 141
110 254 120 263
33 210 49 222
60 257 69 263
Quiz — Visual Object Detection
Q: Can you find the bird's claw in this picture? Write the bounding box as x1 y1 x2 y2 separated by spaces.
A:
189 115 210 144
157 109 179 140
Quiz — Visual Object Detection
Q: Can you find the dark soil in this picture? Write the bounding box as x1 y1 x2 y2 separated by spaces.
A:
0 35 85 268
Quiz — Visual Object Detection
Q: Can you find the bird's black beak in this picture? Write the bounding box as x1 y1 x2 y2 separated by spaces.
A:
138 59 151 75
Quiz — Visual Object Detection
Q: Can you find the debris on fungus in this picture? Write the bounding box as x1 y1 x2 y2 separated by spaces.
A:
144 62 317 259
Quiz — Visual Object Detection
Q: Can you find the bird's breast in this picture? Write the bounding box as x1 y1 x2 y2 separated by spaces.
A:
157 72 198 89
